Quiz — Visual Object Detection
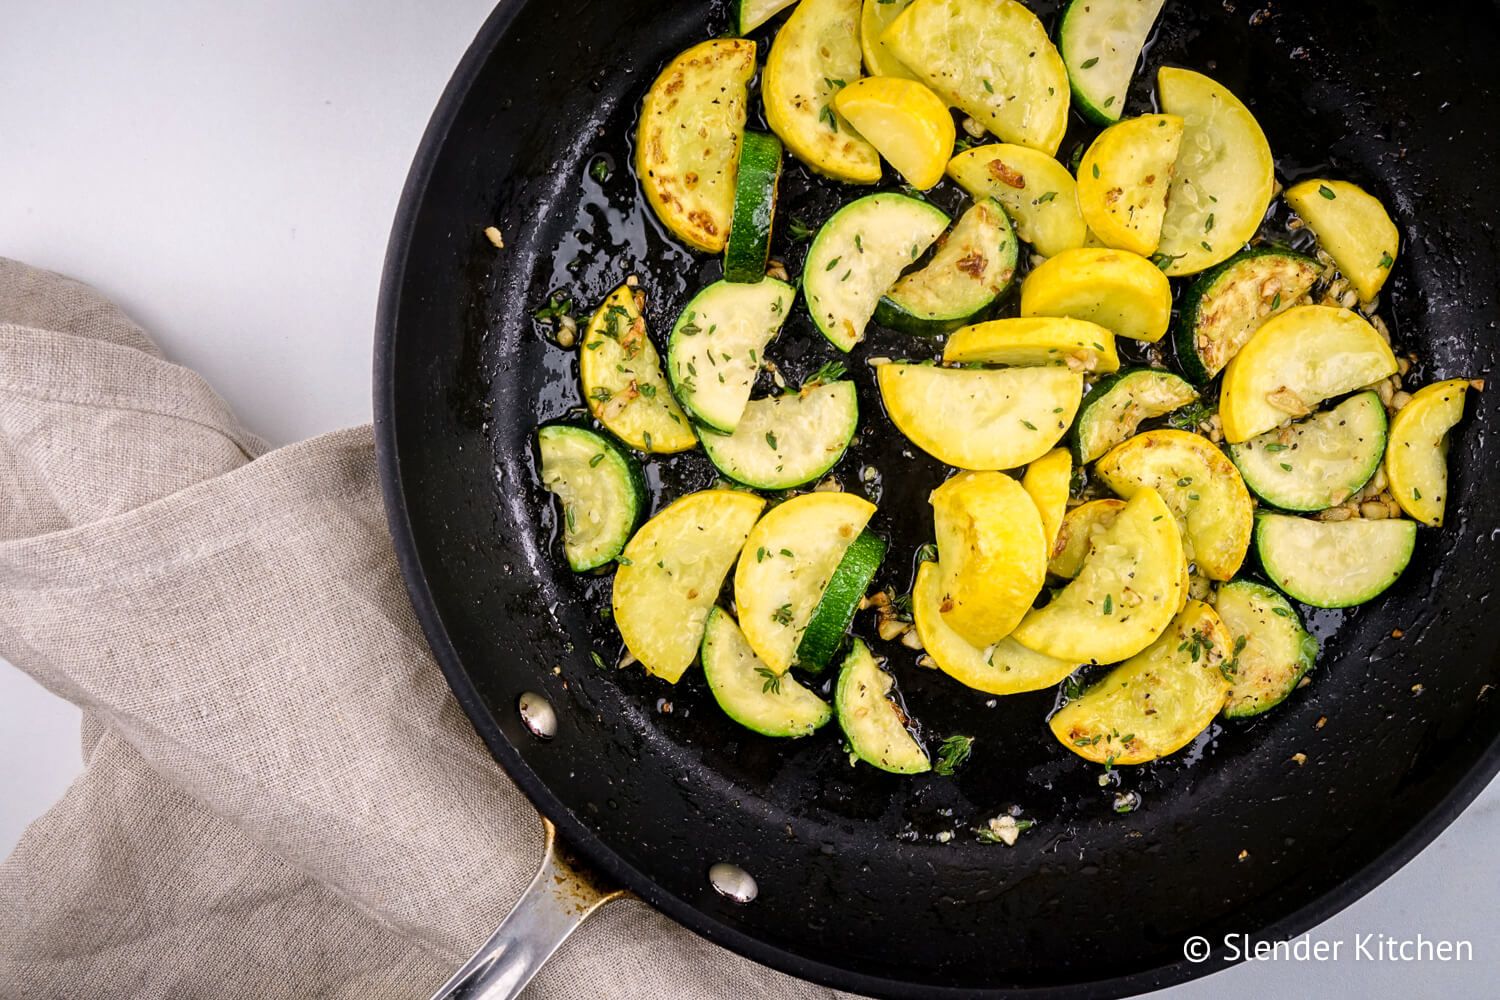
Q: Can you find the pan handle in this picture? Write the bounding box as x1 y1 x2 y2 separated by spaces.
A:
429 817 628 1000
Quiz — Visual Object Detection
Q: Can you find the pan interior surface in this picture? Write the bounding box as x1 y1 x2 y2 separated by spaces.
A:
377 1 1500 995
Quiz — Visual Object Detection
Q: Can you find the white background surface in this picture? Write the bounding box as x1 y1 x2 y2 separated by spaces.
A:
0 1 1493 996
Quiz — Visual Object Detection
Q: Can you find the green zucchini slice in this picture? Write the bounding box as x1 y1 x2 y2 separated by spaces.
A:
1175 247 1322 384
702 608 833 738
1058 0 1167 124
1071 368 1199 464
536 424 647 571
805 193 950 351
1254 513 1416 608
874 198 1018 336
667 278 795 434
724 132 783 283
796 530 888 673
1214 580 1318 718
1228 392 1387 511
699 381 858 490
835 639 931 774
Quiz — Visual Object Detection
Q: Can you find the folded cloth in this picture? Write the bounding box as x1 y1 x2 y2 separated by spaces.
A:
0 258 846 1000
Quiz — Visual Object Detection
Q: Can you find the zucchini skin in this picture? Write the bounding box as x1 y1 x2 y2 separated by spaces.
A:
795 530 887 673
1174 246 1321 385
536 422 647 572
724 131 783 283
874 198 1019 336
1216 579 1318 719
1228 391 1386 512
1069 368 1197 465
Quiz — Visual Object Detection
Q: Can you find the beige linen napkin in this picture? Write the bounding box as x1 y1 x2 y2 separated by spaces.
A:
0 258 846 999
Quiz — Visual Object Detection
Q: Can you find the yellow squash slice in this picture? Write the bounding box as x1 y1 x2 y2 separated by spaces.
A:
579 286 696 453
913 562 1076 695
1019 247 1172 343
943 316 1119 373
1048 498 1125 578
1386 378 1470 527
1284 178 1400 301
947 144 1088 257
884 0 1069 155
877 363 1082 470
1094 429 1253 581
764 0 881 183
614 490 766 682
1219 305 1397 443
860 0 917 79
1154 67 1276 276
1049 600 1231 765
1011 488 1184 663
740 0 800 34
1075 114 1184 257
834 76 955 189
1022 448 1072 554
636 40 756 253
930 471 1048 646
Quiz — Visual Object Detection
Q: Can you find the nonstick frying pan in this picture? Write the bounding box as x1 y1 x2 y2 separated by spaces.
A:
375 1 1500 996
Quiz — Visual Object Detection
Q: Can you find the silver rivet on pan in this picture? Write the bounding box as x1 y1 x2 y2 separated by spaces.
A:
517 692 557 739
708 863 758 904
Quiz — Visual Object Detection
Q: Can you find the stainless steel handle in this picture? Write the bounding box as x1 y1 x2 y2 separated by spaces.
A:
430 818 627 1000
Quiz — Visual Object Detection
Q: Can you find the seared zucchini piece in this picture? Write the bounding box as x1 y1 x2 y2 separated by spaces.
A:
700 381 858 490
536 424 646 572
1020 247 1172 344
836 639 931 774
702 608 832 738
1219 305 1397 443
1228 391 1387 512
1175 247 1321 383
875 198 1018 335
734 492 876 673
947 144 1088 257
1214 580 1318 718
1048 498 1125 579
1386 379 1470 526
613 490 766 683
579 286 696 453
805 193 950 351
739 0 799 33
1022 448 1072 555
833 76 955 190
860 0 917 79
877 364 1083 471
636 40 756 253
1254 513 1416 608
724 132 784 283
1071 369 1199 464
1075 114 1184 257
666 278 795 434
1049 600 1231 764
1058 0 1168 124
884 0 1070 155
1284 179 1399 302
797 530 888 672
943 316 1118 373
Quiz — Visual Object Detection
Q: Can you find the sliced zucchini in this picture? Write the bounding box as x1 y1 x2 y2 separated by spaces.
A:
1022 448 1072 555
1012 488 1185 663
764 0 881 184
613 490 766 682
877 363 1083 471
1058 0 1168 124
1048 498 1125 578
1075 114 1184 257
739 0 800 33
1071 368 1199 464
666 278 795 433
797 529 888 672
702 608 832 738
1219 305 1397 443
875 198 1018 336
1049 600 1231 764
833 76 956 190
1214 580 1318 719
942 316 1119 373
931 471 1049 647
1284 179 1399 302
1154 67 1276 276
947 144 1088 257
724 132 784 283
913 561 1077 695
1386 379 1470 527
579 286 696 453
536 424 646 572
1020 247 1172 344
1228 391 1387 512
836 639 931 774
884 0 1070 155
700 381 858 490
1094 428 1254 581
636 40 756 253
805 193 950 351
734 492 876 673
1254 513 1416 608
860 0 917 79
1175 247 1321 383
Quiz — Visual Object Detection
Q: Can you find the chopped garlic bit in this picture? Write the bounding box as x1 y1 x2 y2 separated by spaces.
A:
483 225 505 249
1291 752 1307 766
986 814 1021 846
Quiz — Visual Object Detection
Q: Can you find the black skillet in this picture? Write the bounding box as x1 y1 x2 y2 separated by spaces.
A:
375 1 1500 995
